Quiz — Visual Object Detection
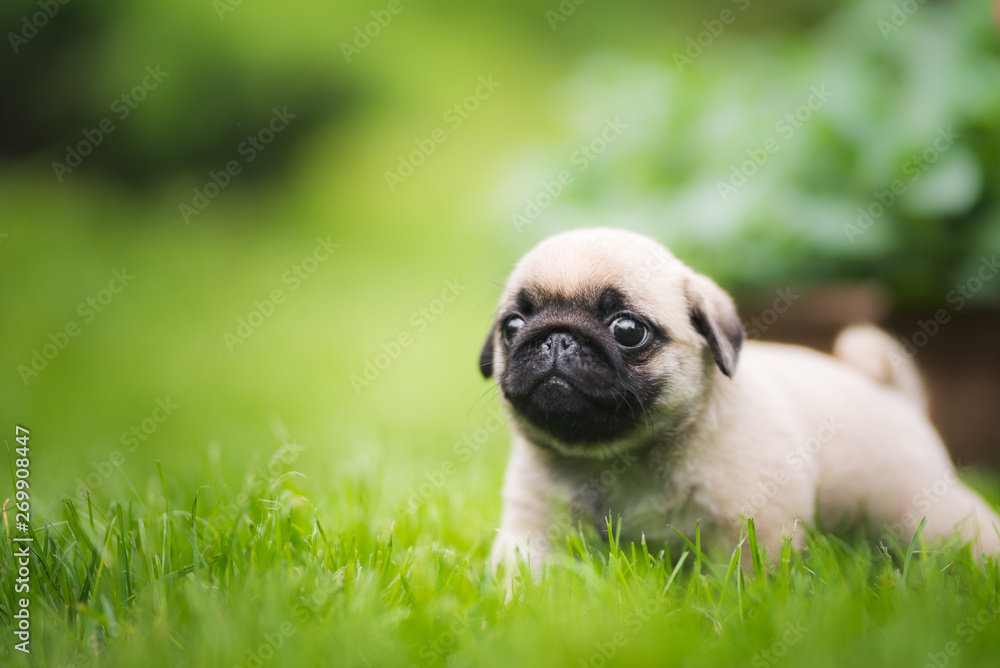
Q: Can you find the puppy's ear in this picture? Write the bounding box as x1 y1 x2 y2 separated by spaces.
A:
478 325 496 378
686 273 744 378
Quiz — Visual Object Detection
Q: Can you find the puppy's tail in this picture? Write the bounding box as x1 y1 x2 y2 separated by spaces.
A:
833 324 927 412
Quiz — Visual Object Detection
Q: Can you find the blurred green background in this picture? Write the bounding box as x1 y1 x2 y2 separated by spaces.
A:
2 0 1000 518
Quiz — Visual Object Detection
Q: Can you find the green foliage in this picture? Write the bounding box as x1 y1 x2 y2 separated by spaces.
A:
510 0 1000 303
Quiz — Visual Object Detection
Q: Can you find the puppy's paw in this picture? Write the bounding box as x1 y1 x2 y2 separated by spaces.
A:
490 532 550 603
490 531 548 583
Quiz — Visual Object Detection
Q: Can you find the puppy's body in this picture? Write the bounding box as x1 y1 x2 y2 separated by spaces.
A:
483 228 1000 570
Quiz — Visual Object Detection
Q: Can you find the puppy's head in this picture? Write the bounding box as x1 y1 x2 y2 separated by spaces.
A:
480 228 743 457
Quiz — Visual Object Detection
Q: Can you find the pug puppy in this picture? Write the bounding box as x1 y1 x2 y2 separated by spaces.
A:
480 227 1000 572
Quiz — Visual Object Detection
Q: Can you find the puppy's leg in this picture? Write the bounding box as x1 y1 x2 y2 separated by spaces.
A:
726 519 804 575
730 496 809 570
922 482 1000 556
490 437 560 576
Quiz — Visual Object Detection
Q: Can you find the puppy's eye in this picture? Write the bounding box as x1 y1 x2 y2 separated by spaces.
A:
502 315 525 345
610 316 648 348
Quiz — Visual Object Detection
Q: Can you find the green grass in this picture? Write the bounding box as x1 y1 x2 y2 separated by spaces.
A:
3 440 1000 668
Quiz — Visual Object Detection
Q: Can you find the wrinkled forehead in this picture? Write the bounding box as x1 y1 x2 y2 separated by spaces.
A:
501 232 691 317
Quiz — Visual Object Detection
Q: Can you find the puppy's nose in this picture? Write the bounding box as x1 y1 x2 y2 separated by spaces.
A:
542 332 578 358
